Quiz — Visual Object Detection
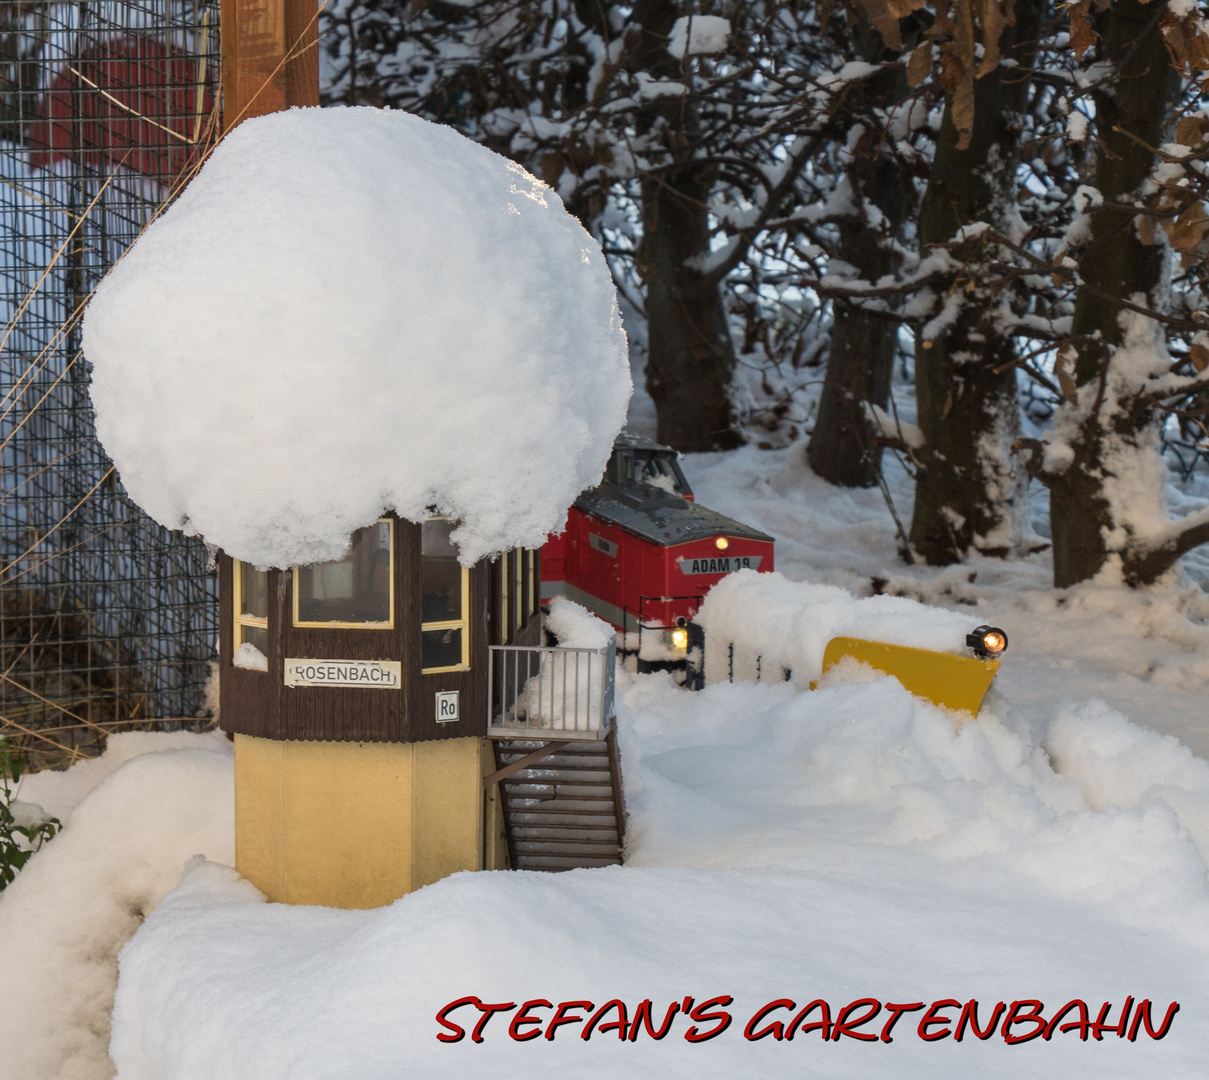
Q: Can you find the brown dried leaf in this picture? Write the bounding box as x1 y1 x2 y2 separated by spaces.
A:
952 70 976 149
953 0 977 70
975 0 1016 77
907 42 933 86
1137 213 1156 246
1191 343 1209 373
1055 345 1079 405
887 0 929 17
857 0 903 50
938 51 966 93
1069 0 1099 58
1166 200 1209 253
1162 11 1189 66
1177 115 1209 148
1165 11 1209 76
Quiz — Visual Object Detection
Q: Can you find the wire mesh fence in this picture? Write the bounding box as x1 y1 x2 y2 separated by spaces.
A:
0 1 220 769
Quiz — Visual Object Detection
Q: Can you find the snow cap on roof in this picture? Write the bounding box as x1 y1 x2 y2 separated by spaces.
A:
83 106 631 568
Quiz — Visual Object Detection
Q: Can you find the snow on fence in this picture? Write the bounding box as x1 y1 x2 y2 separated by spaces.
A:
695 570 978 690
487 640 616 741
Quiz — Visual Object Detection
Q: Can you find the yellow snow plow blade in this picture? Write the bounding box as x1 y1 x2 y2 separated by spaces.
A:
816 636 1000 716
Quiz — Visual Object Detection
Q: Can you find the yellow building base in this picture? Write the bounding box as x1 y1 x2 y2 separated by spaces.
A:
234 734 509 908
814 637 1000 717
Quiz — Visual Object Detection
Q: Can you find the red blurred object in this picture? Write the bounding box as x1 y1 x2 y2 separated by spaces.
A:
28 35 214 181
542 433 774 644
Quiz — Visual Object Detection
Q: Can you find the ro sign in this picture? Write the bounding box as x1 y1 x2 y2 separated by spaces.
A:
436 690 460 723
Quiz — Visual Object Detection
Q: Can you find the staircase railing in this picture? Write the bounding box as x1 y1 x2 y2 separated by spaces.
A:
487 640 616 742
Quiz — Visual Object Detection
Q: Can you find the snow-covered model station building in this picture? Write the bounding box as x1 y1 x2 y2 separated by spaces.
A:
82 107 632 909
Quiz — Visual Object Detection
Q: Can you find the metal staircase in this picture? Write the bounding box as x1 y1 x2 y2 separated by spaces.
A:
485 639 624 871
493 732 625 870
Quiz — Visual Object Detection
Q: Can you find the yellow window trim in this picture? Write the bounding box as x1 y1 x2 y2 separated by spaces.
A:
421 562 471 673
422 514 470 672
233 559 268 637
292 518 395 629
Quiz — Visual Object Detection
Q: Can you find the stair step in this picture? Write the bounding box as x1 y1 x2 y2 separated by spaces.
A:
507 815 618 830
496 733 624 872
503 783 615 800
499 745 608 759
500 793 614 807
512 827 620 842
498 757 612 769
515 855 622 870
504 767 613 783
515 838 621 854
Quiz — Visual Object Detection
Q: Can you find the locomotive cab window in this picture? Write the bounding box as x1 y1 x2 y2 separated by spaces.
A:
294 519 394 627
233 561 269 663
421 519 469 672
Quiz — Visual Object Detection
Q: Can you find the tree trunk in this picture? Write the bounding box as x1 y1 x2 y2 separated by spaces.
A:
908 0 1041 563
1047 0 1180 588
633 0 741 452
807 35 910 488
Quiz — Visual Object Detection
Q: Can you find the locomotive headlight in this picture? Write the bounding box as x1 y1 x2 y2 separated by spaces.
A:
671 627 689 650
715 536 729 550
966 625 1008 660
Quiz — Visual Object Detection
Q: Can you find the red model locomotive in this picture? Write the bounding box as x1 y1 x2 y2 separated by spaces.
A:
542 432 775 662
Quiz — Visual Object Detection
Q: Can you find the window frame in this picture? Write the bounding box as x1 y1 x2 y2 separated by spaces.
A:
292 517 396 629
421 518 470 674
232 559 269 665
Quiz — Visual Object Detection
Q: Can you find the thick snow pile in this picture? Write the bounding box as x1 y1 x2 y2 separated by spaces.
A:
83 106 630 568
696 570 979 688
0 733 232 1080
515 598 614 731
104 680 1208 1079
679 442 1209 758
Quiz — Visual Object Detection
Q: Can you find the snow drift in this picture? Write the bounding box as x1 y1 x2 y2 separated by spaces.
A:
696 570 980 687
0 734 232 1080
83 106 631 568
102 679 1209 1079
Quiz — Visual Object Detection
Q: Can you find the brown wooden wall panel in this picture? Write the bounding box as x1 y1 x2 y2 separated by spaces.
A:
221 517 491 744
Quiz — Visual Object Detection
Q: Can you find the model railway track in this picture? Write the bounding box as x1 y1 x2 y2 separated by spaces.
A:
495 734 625 871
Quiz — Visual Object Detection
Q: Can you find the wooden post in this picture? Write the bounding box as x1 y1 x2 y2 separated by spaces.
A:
220 0 319 132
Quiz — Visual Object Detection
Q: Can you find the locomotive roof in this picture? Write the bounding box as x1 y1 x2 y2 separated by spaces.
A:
612 430 672 454
574 483 774 547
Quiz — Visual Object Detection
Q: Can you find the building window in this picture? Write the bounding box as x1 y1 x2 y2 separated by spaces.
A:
294 519 394 627
421 518 469 672
233 560 269 668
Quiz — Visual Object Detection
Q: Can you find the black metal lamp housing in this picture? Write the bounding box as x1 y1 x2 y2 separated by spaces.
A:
966 625 1008 660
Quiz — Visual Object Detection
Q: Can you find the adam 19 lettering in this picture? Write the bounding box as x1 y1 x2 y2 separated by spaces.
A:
435 996 1179 1045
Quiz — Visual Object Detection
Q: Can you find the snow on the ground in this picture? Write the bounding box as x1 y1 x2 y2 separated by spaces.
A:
9 426 1209 1079
683 441 1209 759
0 734 232 1080
83 106 630 568
104 675 1207 1078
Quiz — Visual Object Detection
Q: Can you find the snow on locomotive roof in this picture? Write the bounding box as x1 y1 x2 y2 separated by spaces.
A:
83 107 631 569
575 484 773 547
612 430 673 453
